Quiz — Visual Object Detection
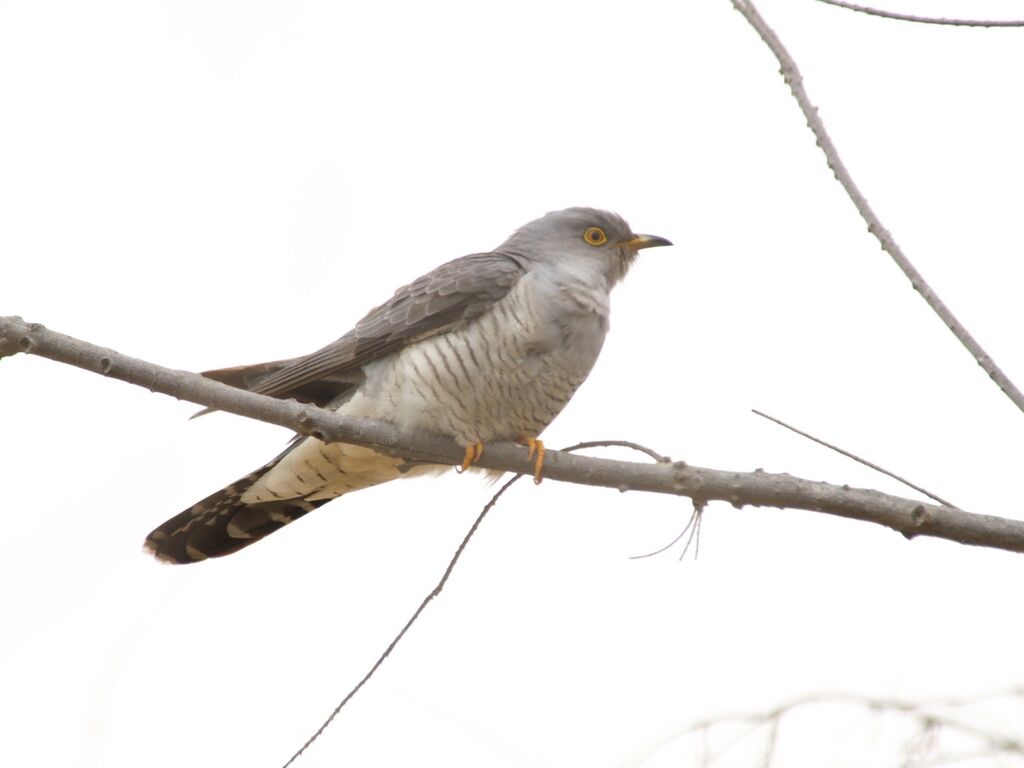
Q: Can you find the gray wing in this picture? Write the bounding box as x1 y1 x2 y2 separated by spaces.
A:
203 251 528 405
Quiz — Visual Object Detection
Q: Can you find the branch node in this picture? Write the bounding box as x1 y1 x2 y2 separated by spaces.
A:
672 462 702 494
99 356 112 375
19 336 33 352
730 477 745 508
910 504 930 528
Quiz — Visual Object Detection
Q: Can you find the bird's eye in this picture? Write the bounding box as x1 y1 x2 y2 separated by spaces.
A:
583 226 608 246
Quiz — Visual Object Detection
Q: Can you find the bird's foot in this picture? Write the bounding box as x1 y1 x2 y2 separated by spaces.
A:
458 441 485 473
516 436 546 484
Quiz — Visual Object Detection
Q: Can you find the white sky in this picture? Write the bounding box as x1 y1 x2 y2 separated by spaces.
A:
3 1 1024 766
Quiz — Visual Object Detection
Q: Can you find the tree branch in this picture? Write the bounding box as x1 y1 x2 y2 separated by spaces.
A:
4 315 1024 554
730 0 1024 416
815 0 1024 28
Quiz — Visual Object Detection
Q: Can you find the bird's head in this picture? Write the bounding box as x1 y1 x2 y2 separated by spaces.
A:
500 207 672 286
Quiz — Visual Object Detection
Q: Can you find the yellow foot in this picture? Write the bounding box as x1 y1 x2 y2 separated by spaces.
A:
458 441 484 473
517 436 546 484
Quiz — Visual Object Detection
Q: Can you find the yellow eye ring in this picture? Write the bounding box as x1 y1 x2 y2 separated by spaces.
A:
583 226 608 246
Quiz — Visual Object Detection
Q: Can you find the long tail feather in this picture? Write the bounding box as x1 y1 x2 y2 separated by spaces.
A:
144 461 328 564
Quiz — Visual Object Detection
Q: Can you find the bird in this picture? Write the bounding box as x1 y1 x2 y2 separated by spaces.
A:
144 207 671 563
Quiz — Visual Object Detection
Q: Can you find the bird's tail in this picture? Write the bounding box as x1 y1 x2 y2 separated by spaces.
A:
144 459 329 564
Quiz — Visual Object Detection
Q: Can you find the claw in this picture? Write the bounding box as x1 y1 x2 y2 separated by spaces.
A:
517 436 546 484
458 441 484 473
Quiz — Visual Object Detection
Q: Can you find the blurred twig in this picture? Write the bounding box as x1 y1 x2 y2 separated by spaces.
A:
632 688 1024 767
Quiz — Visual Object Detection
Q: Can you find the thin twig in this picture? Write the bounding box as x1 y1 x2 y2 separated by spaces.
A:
752 409 959 508
729 0 1024 416
4 316 1024 553
680 505 703 561
567 439 670 464
281 473 524 767
816 0 1024 27
281 438 667 764
630 507 701 560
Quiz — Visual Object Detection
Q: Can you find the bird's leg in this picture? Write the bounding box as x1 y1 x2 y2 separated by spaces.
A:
458 441 484 473
516 435 546 484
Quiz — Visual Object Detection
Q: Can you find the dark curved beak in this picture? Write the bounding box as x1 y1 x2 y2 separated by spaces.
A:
623 233 672 250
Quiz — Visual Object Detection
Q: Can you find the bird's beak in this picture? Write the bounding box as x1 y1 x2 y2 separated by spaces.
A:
622 233 673 250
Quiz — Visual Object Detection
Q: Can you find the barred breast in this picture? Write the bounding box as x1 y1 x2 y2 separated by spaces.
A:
368 263 610 445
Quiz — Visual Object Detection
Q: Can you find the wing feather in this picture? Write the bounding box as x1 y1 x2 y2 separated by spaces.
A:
206 251 526 404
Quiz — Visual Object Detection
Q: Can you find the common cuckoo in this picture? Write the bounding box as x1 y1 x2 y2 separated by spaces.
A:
145 207 671 563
